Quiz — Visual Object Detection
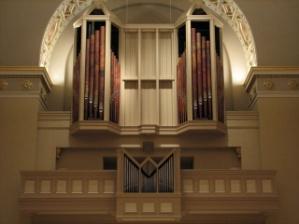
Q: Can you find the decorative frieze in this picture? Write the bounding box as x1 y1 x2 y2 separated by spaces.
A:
244 67 299 107
0 66 52 109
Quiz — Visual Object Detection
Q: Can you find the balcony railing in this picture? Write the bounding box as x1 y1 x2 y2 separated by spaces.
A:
20 169 278 221
20 170 116 214
181 169 279 214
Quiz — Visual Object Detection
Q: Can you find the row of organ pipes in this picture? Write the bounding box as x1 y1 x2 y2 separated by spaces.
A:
123 154 174 193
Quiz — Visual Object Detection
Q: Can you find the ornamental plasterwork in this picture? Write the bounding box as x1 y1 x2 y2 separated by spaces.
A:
39 0 257 69
203 0 257 68
23 80 34 90
288 80 299 90
263 80 274 90
0 80 8 90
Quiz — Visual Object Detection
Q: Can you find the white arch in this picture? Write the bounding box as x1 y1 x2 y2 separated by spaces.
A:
39 0 257 69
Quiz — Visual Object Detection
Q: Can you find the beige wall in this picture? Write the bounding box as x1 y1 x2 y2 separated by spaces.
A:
0 0 61 65
0 98 40 224
257 98 299 224
235 0 299 66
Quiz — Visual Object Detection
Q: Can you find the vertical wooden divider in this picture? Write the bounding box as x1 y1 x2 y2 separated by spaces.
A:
79 21 87 121
173 29 178 125
116 149 123 195
104 20 111 121
138 29 142 125
174 148 181 193
156 29 160 125
186 20 193 121
209 20 218 122
119 28 125 126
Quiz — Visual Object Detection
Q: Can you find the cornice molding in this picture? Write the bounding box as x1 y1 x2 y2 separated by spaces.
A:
243 66 299 108
244 66 299 92
0 66 53 93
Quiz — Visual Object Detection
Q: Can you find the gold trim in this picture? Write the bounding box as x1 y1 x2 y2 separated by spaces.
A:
23 80 33 90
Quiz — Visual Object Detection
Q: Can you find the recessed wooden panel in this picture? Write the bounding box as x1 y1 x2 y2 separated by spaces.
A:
142 202 155 213
56 180 67 193
24 180 35 194
215 179 225 193
88 180 99 193
230 179 241 193
141 31 156 78
40 180 51 193
159 81 174 126
159 32 172 79
183 179 194 193
141 81 157 124
125 32 138 78
104 180 114 193
72 180 83 193
125 202 137 213
246 179 257 193
262 179 273 193
123 81 139 126
160 202 173 213
198 179 209 193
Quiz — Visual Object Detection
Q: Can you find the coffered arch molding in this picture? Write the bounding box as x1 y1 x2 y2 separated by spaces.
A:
39 0 257 71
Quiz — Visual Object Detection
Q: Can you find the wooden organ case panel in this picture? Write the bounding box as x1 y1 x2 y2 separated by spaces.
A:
71 4 225 134
72 6 121 124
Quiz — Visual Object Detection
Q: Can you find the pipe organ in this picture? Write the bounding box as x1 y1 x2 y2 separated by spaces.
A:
123 153 175 193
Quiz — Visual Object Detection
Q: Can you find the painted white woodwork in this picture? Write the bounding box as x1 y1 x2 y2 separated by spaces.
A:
124 32 138 78
214 179 225 193
87 180 99 193
56 180 67 193
123 81 139 126
122 28 176 126
40 180 51 193
182 170 277 195
125 202 137 213
183 179 194 193
159 32 173 79
262 179 273 193
142 202 155 213
141 32 156 79
141 81 157 124
198 179 210 193
24 180 35 194
104 179 115 193
230 179 241 193
160 202 173 213
159 81 174 126
72 180 83 193
68 4 229 131
21 170 116 196
20 169 278 219
246 179 257 193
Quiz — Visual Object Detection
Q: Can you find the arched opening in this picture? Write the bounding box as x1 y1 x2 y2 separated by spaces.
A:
42 0 257 111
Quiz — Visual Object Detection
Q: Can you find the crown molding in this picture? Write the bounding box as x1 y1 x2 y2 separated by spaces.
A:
0 66 53 93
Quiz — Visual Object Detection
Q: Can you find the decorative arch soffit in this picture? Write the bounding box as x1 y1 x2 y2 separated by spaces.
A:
39 0 257 70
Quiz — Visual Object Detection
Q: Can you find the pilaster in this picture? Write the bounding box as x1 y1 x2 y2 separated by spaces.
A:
0 66 52 224
244 66 299 224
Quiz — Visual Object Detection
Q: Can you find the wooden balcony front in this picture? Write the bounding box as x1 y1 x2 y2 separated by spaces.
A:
20 169 278 223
